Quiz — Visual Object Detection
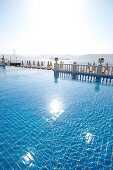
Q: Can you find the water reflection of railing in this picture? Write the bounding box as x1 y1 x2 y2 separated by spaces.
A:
54 71 113 87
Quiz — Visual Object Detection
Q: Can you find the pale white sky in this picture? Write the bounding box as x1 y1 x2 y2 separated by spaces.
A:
0 0 113 55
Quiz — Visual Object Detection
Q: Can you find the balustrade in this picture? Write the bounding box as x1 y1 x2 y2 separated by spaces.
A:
54 63 113 77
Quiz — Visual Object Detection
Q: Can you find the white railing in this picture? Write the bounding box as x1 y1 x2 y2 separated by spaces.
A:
54 63 113 76
6 57 113 77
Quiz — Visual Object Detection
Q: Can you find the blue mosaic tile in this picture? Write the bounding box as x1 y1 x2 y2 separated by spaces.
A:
0 67 113 169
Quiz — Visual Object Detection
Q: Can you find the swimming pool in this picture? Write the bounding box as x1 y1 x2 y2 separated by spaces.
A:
0 67 112 169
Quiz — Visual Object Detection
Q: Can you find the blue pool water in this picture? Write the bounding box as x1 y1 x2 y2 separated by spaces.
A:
0 67 112 169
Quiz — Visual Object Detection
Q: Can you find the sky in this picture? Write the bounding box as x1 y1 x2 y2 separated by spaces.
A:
0 0 113 55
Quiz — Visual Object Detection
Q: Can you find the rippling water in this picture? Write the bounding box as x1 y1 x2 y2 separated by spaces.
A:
0 67 112 169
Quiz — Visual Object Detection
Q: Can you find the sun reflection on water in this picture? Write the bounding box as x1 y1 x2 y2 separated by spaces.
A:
85 132 93 144
50 99 64 120
22 151 35 167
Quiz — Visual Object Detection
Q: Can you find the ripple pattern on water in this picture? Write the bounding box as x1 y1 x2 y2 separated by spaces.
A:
0 67 112 169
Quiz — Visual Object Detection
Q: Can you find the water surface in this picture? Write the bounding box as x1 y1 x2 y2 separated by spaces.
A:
0 67 112 169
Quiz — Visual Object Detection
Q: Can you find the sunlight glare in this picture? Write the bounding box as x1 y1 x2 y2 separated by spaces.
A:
85 133 93 144
50 100 64 120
